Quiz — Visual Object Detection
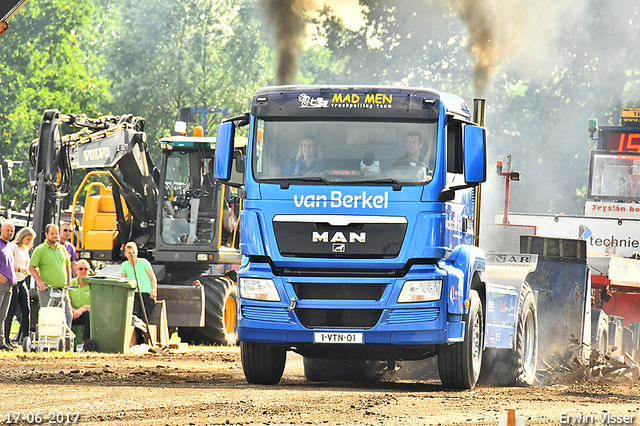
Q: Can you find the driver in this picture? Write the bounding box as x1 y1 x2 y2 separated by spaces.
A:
395 130 427 165
285 136 323 176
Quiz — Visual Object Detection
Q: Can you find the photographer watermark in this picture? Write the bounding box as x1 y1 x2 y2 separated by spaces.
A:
560 412 637 425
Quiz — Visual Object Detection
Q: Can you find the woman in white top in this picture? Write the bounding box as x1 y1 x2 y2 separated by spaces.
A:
4 227 35 346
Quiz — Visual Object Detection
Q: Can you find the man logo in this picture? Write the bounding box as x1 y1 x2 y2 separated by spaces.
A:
312 231 366 243
332 243 346 253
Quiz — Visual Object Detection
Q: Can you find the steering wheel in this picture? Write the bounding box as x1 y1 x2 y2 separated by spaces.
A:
394 159 429 168
184 189 210 199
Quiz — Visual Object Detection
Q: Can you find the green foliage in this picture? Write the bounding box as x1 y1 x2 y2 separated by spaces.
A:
102 0 272 157
0 0 110 204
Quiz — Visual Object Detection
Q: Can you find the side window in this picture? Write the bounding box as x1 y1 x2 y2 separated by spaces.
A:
447 121 463 174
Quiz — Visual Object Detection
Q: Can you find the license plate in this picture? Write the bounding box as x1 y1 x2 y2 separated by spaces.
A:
313 332 363 344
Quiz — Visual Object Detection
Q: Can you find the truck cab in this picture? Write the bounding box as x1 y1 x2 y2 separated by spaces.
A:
216 86 535 388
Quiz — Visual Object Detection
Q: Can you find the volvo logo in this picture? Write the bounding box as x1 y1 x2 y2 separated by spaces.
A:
312 231 366 244
83 146 111 162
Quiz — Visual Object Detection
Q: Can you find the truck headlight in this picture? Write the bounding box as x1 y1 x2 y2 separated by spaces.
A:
398 280 442 303
239 278 280 302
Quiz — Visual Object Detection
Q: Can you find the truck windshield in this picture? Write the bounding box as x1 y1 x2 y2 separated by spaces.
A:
253 119 438 184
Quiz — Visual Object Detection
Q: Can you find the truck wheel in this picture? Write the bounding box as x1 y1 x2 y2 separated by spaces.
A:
480 282 538 386
303 358 381 382
241 341 286 385
438 289 483 389
179 277 238 346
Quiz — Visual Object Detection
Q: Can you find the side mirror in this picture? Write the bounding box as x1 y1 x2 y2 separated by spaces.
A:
214 121 235 181
235 153 246 174
464 124 486 184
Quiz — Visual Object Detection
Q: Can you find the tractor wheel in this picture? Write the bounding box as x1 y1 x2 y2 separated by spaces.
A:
241 341 286 385
179 276 238 346
512 283 538 386
438 289 483 389
303 358 381 382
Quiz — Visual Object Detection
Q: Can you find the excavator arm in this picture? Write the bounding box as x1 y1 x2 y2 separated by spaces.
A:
0 0 30 35
29 110 158 248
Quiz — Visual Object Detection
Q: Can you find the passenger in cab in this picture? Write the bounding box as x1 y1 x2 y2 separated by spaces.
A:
285 136 323 176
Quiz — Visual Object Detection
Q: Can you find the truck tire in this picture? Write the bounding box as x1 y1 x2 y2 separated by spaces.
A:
438 289 483 389
241 341 286 385
480 282 538 386
178 276 238 346
303 358 381 382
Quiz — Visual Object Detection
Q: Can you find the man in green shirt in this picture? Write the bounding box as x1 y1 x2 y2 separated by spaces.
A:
29 224 73 332
68 259 91 341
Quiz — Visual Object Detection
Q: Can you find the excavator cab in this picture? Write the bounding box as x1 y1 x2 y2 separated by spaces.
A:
154 136 245 265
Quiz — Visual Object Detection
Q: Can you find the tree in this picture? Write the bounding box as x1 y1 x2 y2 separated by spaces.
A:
103 0 273 153
0 0 110 205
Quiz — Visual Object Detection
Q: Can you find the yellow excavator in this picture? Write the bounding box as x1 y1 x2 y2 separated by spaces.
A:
28 109 246 345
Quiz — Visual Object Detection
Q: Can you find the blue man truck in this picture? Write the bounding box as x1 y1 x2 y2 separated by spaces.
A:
215 85 538 389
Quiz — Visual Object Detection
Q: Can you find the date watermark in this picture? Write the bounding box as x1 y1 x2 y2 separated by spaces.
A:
5 412 80 424
560 412 636 425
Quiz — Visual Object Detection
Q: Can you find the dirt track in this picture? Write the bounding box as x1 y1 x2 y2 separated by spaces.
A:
0 347 638 426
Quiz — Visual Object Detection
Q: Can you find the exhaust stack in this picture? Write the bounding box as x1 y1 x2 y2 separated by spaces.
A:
473 99 486 127
472 99 486 248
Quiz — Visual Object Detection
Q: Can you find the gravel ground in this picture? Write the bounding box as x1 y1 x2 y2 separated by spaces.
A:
0 346 638 425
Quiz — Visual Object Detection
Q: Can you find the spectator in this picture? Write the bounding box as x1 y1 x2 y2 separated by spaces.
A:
4 227 35 347
68 259 91 342
0 221 16 351
29 224 73 335
59 222 78 277
120 242 157 344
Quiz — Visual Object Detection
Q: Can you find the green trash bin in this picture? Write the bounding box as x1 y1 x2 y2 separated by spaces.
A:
84 277 137 353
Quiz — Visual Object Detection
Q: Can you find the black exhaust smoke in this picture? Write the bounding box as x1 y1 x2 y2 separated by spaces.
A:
260 0 312 85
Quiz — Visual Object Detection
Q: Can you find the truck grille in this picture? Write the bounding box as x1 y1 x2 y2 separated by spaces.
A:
241 306 292 323
295 308 382 329
386 308 440 324
292 283 386 300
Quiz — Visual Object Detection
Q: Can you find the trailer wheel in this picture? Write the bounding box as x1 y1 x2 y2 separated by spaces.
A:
438 289 483 389
480 283 538 386
303 358 381 382
241 341 286 385
178 276 238 346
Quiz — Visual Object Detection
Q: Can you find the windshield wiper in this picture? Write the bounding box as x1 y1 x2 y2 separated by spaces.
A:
350 178 403 191
260 177 330 189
